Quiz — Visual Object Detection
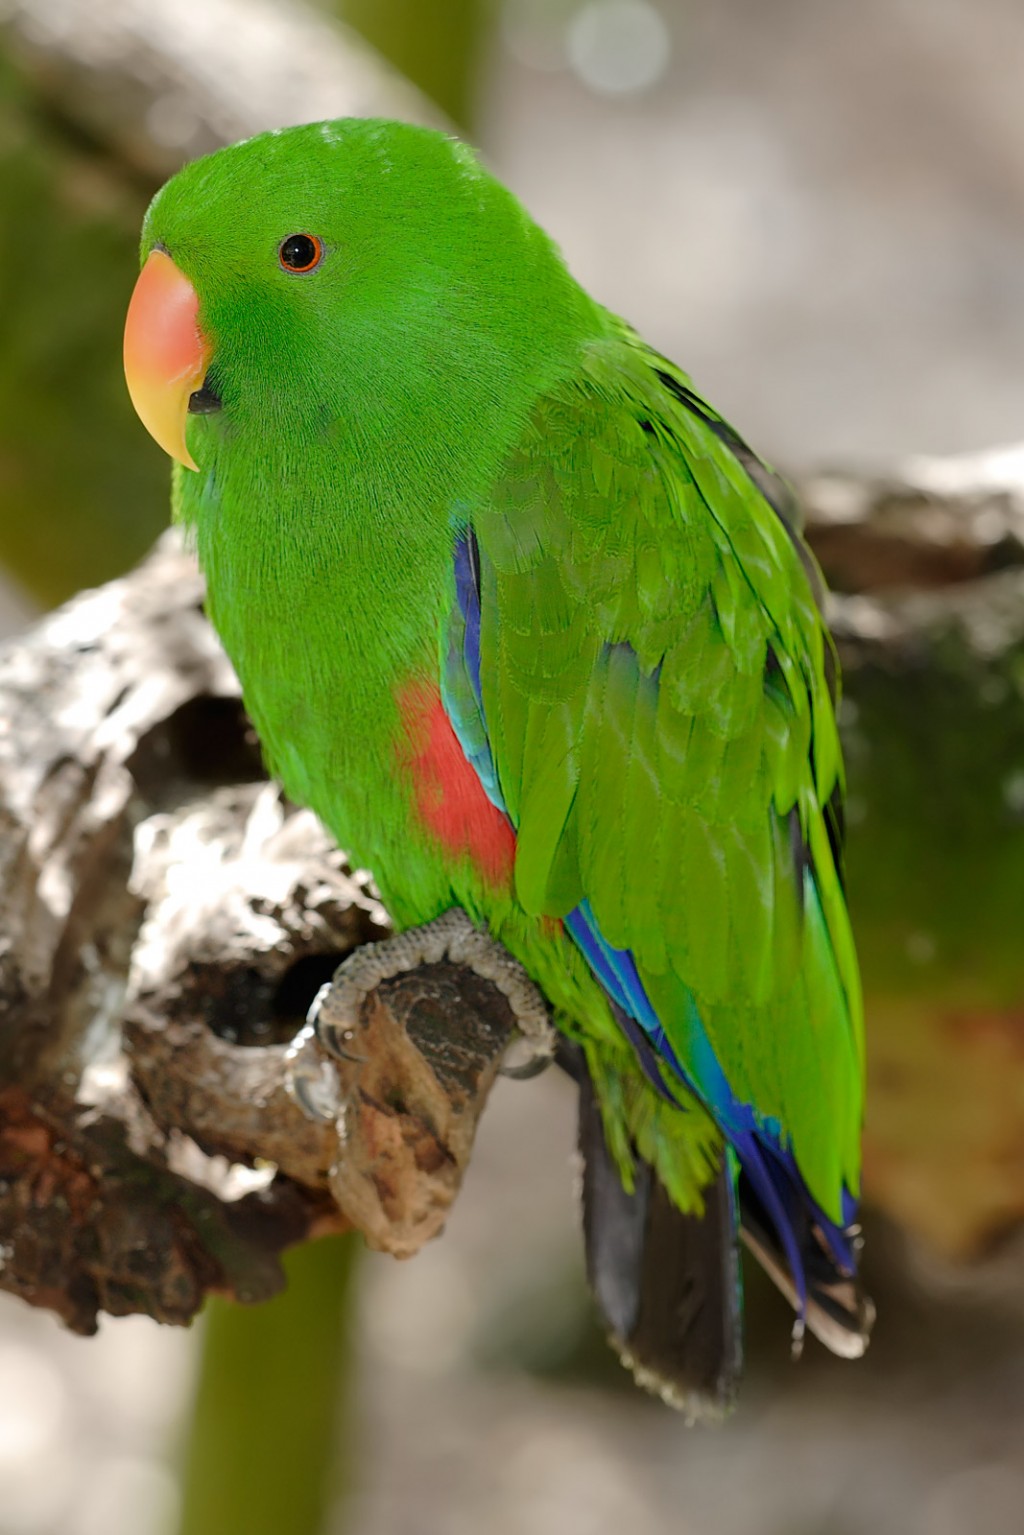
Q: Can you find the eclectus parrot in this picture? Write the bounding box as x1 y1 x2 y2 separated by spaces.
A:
123 118 871 1414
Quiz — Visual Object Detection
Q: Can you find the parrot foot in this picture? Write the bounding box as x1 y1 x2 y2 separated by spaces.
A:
311 908 555 1077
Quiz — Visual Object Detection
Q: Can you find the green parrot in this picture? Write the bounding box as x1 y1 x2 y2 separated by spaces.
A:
123 118 870 1413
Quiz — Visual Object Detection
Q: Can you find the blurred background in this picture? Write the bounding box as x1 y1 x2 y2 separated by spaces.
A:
2 1 1024 1532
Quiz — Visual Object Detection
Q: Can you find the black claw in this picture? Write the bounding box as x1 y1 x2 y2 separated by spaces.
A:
315 1020 367 1064
498 1051 553 1081
321 1039 367 1064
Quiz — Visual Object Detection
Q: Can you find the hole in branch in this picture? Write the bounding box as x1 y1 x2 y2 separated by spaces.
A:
272 953 345 1033
194 953 348 1048
129 695 266 808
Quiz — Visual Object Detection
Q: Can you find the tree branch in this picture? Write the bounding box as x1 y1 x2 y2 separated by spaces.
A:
3 443 1024 1328
0 536 521 1331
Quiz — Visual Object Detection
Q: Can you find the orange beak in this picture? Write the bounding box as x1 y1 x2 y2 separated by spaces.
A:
123 249 211 471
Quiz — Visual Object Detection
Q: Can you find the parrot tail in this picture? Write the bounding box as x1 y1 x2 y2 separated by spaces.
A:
569 1047 874 1411
575 1056 743 1419
737 1177 875 1360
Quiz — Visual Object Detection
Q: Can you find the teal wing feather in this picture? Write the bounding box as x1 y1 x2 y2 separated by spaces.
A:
466 326 863 1225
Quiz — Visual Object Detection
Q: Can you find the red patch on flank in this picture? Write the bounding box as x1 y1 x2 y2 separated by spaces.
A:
397 680 516 888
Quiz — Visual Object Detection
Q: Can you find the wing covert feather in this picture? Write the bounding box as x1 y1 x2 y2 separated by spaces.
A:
466 331 862 1217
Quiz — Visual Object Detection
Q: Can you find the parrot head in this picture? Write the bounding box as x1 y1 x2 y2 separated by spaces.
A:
124 118 594 490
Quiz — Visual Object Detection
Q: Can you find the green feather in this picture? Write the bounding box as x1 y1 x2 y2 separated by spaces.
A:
135 116 863 1240
472 338 862 1219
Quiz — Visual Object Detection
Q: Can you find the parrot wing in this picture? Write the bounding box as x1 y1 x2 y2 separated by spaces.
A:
443 326 863 1294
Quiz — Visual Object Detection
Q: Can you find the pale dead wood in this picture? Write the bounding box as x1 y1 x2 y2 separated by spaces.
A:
0 535 523 1332
3 444 1024 1327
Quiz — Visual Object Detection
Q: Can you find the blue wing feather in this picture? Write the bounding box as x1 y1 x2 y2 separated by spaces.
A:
444 531 857 1304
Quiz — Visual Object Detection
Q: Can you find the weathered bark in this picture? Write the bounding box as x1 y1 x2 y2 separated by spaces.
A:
2 443 1024 1328
801 445 1024 592
0 536 525 1332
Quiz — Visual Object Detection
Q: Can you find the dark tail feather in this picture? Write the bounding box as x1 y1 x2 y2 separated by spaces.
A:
738 1177 875 1359
576 1062 743 1419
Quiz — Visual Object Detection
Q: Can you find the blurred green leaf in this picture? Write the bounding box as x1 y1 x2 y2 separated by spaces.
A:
840 615 1024 1256
0 55 168 605
331 0 490 128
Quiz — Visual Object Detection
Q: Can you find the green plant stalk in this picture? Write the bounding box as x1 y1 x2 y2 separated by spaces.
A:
175 1234 359 1535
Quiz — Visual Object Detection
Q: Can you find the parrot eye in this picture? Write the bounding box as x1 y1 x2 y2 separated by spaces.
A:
278 234 324 274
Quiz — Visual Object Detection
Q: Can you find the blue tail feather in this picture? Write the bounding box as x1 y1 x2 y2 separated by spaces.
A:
446 528 863 1338
563 898 860 1314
